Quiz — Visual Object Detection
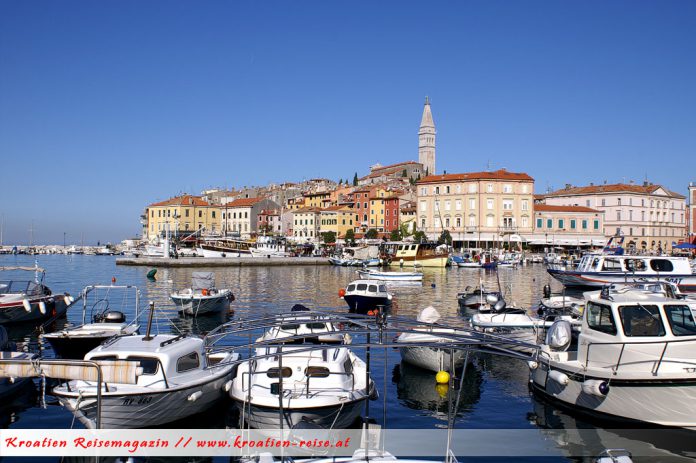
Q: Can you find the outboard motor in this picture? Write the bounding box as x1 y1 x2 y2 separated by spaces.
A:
546 320 572 352
291 304 310 312
485 293 500 305
493 299 507 312
543 284 552 299
102 311 126 323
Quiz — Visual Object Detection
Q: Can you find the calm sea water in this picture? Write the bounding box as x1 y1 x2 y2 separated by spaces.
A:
1 255 694 463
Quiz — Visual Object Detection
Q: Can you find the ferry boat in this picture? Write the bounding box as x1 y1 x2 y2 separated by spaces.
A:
547 254 696 293
381 242 449 268
530 285 696 428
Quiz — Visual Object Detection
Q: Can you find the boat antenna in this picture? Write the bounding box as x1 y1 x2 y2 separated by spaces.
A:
143 301 155 341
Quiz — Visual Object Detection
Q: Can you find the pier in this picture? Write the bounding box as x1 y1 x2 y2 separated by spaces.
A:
116 256 330 267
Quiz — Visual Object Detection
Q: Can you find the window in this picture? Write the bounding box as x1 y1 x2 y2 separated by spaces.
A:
421 218 426 228
456 217 461 227
486 215 494 227
455 200 462 210
503 200 513 210
419 201 427 212
601 199 606 207
547 218 553 229
503 184 512 193
368 285 377 292
176 352 200 372
521 200 528 211
618 305 665 337
456 185 461 193
618 198 622 206
537 218 543 229
212 211 216 219
582 220 588 229
445 201 451 211
616 211 621 221
586 200 591 207
305 366 330 378
649 259 674 272
468 184 476 193
434 186 440 195
420 187 427 195
487 199 494 210
586 302 617 335
522 184 528 193
126 356 159 375
267 367 293 378
521 217 528 227
446 186 450 194
487 183 493 193
198 211 202 218
593 219 600 230
469 215 476 226
558 219 564 229
185 209 189 217
469 199 476 210
570 219 576 229
445 218 450 227
664 305 696 336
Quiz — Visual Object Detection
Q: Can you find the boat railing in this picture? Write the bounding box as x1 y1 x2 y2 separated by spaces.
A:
579 337 696 375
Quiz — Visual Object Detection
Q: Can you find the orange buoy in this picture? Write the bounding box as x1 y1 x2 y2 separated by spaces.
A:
201 288 208 296
111 277 116 284
367 310 375 316
338 288 346 298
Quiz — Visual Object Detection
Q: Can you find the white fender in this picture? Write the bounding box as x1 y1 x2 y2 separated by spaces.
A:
548 370 569 386
64 295 74 306
187 390 203 402
38 301 47 315
581 379 610 396
22 299 32 313
223 380 233 392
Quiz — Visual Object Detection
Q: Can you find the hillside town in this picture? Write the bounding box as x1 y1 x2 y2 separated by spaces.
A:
138 99 694 256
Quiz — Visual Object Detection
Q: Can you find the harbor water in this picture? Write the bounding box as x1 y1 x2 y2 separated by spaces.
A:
1 254 695 462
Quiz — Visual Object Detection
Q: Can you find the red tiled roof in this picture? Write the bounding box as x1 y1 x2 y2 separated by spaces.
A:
321 205 353 212
534 204 600 213
417 169 534 183
546 183 685 199
224 197 267 207
149 195 211 207
293 207 321 214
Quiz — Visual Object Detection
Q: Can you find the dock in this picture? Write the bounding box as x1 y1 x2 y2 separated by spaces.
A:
115 256 330 267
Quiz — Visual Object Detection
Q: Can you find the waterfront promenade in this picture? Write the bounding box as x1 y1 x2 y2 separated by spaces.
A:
116 256 330 267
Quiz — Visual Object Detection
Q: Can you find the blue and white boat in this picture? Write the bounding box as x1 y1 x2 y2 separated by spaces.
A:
356 269 423 282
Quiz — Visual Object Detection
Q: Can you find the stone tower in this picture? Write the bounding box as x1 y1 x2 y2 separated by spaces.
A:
418 96 436 176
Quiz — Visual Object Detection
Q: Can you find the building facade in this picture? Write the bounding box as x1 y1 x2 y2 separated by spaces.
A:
292 208 321 242
689 182 696 244
222 197 280 239
543 182 687 252
320 206 358 240
257 209 282 235
416 169 534 246
528 204 606 247
144 195 221 241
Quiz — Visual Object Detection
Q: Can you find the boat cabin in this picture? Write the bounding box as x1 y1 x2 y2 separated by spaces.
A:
258 315 347 345
86 334 212 388
567 288 696 374
345 280 389 298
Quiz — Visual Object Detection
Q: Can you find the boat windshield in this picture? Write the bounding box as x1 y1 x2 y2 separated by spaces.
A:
618 305 665 337
663 305 696 336
379 285 387 292
347 285 355 291
0 280 44 296
356 284 367 291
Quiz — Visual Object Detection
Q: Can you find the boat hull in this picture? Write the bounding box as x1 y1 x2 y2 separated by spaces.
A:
171 293 231 316
530 363 696 428
547 269 696 293
399 346 468 372
0 296 68 325
356 271 422 282
234 397 366 429
343 295 391 314
388 256 448 268
43 335 114 359
54 371 234 429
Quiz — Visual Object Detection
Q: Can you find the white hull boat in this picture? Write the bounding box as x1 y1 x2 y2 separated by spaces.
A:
171 272 234 316
530 285 696 428
53 332 238 429
356 269 422 282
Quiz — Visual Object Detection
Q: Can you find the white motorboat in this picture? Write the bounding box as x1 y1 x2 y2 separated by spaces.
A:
197 238 252 258
250 236 291 258
547 254 696 293
170 272 234 316
471 311 581 354
395 307 469 372
341 280 392 314
95 246 114 256
43 285 141 359
529 285 696 428
255 305 351 345
456 283 505 313
230 344 374 429
52 323 239 429
356 269 422 282
457 260 482 268
66 245 83 255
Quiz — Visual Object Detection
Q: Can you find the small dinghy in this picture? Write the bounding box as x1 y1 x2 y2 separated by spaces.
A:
52 303 239 429
457 285 505 312
395 307 469 372
43 284 141 359
356 269 422 282
171 272 234 316
340 280 392 314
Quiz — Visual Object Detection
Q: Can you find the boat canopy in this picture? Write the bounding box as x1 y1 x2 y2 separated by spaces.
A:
192 272 215 290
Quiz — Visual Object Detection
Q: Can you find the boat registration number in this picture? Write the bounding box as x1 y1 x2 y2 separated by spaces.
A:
122 396 154 406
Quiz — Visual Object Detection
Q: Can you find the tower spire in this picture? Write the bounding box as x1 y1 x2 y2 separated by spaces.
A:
418 97 436 175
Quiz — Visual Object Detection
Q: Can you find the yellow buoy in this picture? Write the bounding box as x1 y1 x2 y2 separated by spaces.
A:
435 370 450 384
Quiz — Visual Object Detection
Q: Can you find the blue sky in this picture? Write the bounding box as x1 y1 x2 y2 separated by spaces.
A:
1 1 695 244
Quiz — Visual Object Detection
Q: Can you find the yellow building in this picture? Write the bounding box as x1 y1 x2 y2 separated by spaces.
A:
144 195 221 241
303 191 332 208
320 206 358 239
292 207 321 242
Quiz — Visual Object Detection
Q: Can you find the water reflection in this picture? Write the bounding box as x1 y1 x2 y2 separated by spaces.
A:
393 361 482 427
529 395 696 462
0 379 37 428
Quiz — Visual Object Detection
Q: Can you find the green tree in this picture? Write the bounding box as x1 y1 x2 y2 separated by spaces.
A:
402 169 407 177
365 228 378 239
399 222 413 238
437 230 452 246
409 176 415 185
321 231 337 244
414 230 427 243
344 229 355 245
353 173 358 186
390 228 402 241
